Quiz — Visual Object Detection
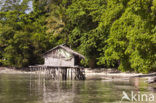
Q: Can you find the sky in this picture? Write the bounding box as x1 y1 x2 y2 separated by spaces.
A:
25 1 33 14
0 0 33 14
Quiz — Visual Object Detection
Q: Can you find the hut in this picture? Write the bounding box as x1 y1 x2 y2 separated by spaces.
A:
43 44 85 67
29 44 85 80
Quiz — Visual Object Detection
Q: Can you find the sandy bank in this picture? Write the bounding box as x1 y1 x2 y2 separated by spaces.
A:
85 68 142 77
0 67 34 74
85 68 156 81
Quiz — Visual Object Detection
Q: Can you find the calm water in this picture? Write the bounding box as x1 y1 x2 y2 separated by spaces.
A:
0 74 155 103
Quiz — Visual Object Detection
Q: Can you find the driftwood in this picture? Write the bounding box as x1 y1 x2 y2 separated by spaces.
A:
132 73 156 84
132 72 156 77
148 77 156 84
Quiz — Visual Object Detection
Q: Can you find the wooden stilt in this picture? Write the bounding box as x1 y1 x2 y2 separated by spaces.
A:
29 66 85 80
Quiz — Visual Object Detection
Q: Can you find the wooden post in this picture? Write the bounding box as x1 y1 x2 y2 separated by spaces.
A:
71 68 73 80
29 66 85 80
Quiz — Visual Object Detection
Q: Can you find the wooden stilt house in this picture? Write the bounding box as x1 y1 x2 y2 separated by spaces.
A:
29 44 85 80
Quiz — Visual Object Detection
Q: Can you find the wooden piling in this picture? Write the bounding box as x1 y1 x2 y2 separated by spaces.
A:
29 66 85 80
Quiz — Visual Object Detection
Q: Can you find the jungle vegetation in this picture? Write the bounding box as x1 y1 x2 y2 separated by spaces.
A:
0 0 156 73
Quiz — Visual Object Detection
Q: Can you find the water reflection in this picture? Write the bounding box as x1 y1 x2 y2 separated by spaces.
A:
0 74 155 103
30 74 78 103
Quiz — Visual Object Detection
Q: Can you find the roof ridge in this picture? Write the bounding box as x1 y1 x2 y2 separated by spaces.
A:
43 44 85 59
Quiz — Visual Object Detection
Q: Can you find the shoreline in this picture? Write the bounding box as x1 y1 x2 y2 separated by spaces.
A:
0 67 35 74
0 67 155 80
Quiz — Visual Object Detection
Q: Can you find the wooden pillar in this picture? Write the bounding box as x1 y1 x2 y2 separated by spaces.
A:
73 68 75 80
67 68 71 80
60 68 62 80
62 68 67 80
71 68 73 80
29 66 85 80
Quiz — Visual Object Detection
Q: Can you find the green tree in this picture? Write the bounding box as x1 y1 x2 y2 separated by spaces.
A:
0 0 155 73
0 0 51 67
66 0 107 67
100 0 156 73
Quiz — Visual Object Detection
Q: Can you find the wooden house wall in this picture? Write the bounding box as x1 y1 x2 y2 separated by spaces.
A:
44 57 74 67
44 48 75 67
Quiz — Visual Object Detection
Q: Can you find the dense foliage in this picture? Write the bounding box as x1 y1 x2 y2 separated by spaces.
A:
0 0 155 73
